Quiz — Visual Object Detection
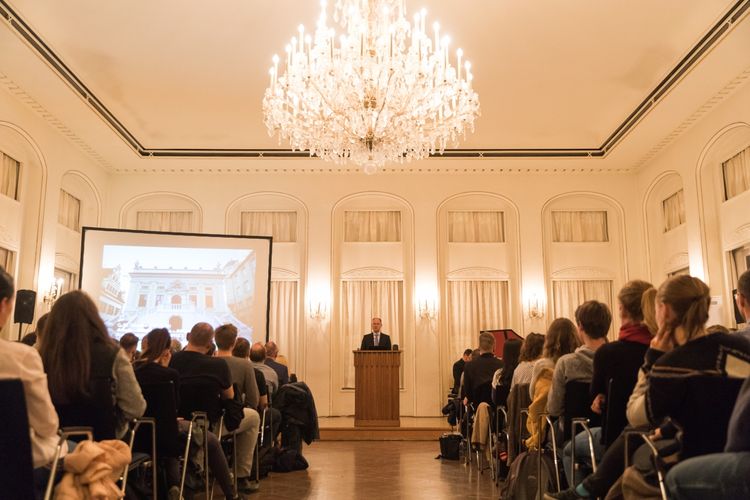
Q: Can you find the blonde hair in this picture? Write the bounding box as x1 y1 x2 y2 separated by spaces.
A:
656 275 711 344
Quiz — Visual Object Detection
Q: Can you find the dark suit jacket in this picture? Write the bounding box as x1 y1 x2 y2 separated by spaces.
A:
265 358 289 387
360 332 392 350
463 352 503 406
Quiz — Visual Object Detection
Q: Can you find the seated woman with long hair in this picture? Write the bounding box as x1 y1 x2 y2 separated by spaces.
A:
38 290 145 439
525 318 579 450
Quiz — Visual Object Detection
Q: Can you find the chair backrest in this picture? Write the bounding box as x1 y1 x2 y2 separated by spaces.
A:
602 376 632 448
672 375 745 459
54 376 118 440
178 377 222 423
506 383 532 464
562 380 600 442
137 382 180 458
0 379 35 500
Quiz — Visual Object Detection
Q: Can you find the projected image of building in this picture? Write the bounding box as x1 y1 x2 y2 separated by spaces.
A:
102 251 256 343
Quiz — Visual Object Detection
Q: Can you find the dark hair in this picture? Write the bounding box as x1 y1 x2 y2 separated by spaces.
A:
35 313 49 338
39 290 115 404
215 324 238 350
519 333 544 362
657 275 711 344
0 266 14 301
232 337 251 359
188 322 214 347
119 332 139 350
574 300 612 340
543 318 579 362
618 280 655 323
138 328 171 365
738 270 750 303
499 339 522 387
463 348 473 357
250 342 266 362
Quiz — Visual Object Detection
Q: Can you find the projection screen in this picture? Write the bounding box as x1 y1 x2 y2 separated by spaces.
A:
79 227 272 344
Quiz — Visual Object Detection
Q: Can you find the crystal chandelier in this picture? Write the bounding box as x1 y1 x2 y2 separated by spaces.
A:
262 0 480 173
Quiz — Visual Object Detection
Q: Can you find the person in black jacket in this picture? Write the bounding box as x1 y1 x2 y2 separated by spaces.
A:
452 348 473 395
360 317 392 350
463 332 503 407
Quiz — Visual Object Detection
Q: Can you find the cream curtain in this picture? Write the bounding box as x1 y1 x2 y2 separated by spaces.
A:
723 146 750 200
662 190 686 232
269 280 299 372
448 211 505 242
0 153 19 200
340 280 403 388
58 189 81 232
136 211 193 232
552 211 609 242
240 211 297 242
344 211 401 242
446 280 509 362
552 280 614 338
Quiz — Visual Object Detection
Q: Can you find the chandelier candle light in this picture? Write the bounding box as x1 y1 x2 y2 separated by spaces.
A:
263 0 480 173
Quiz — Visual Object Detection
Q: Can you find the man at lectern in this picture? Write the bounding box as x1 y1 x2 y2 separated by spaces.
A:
360 317 392 350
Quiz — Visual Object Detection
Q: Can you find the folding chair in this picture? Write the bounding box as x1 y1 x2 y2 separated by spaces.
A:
563 381 601 483
538 413 562 493
137 382 181 499
0 378 35 500
122 417 157 498
44 427 95 500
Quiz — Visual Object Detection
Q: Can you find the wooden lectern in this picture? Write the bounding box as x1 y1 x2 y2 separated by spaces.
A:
353 350 401 427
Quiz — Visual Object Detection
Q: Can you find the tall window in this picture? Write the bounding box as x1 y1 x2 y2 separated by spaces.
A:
344 211 401 242
58 189 81 231
0 152 20 201
662 190 686 232
240 211 297 242
552 279 614 338
551 211 609 242
0 247 15 275
136 211 193 232
722 146 750 200
446 280 509 360
448 211 505 242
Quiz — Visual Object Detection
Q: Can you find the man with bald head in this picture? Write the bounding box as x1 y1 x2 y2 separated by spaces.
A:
360 317 392 350
264 341 289 386
250 342 279 396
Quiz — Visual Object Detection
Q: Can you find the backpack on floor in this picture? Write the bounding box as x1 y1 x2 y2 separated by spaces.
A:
436 432 462 460
500 449 556 500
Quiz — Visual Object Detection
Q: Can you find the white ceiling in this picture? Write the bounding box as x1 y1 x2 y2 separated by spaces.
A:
0 0 749 171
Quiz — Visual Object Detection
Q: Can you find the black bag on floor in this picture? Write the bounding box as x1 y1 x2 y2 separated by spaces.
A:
437 432 462 460
251 445 280 479
501 449 556 500
273 448 309 472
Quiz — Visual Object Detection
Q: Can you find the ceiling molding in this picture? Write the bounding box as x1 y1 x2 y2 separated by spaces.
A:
0 71 113 170
1 0 749 161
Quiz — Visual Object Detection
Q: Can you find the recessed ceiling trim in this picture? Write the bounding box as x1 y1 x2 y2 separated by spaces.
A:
1 0 748 159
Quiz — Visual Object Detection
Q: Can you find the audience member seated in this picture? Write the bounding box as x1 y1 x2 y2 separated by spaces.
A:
233 338 280 443
562 281 655 488
119 332 140 363
264 341 289 386
250 343 279 396
510 333 544 390
169 322 253 500
39 290 145 439
452 348 473 395
525 318 578 450
733 269 750 342
492 339 521 407
132 328 182 497
20 312 47 347
551 300 611 485
547 275 750 500
0 268 63 494
215 324 262 493
170 339 183 354
665 374 750 499
463 332 503 408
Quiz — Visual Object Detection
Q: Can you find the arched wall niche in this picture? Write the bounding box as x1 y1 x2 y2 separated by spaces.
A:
695 122 750 325
642 171 689 282
119 192 203 232
436 191 522 396
542 191 628 338
225 191 308 375
55 170 102 291
330 191 415 416
0 122 47 332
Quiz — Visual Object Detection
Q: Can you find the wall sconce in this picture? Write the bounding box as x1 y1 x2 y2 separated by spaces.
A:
417 299 437 320
43 278 64 306
527 293 545 319
308 301 328 321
